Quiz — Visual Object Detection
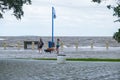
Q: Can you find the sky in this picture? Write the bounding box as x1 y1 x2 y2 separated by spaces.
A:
0 0 120 36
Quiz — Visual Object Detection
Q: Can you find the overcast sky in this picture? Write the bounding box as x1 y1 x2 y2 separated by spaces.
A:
0 0 119 36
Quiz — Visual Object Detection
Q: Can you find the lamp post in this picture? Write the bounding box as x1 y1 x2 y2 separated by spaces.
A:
49 1 56 48
51 6 56 47
52 7 54 43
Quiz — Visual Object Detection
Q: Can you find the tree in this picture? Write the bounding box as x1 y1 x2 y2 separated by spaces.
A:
92 0 120 22
92 0 120 43
0 0 31 19
113 29 120 43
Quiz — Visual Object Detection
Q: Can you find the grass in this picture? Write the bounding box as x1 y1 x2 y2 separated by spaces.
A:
33 58 120 62
33 58 57 60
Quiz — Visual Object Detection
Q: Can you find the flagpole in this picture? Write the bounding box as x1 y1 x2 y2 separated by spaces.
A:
52 7 54 43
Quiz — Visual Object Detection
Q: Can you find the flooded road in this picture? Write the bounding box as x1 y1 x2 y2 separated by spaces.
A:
0 59 120 80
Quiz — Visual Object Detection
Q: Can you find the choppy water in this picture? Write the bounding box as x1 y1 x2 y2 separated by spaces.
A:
0 36 120 80
0 59 120 80
0 36 120 47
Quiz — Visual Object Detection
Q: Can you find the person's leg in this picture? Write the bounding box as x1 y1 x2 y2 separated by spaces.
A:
40 48 42 53
56 47 59 54
57 48 59 54
39 46 43 53
38 47 41 53
38 48 40 53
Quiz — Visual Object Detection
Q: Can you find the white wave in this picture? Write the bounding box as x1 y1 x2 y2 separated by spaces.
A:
59 45 120 51
0 38 5 40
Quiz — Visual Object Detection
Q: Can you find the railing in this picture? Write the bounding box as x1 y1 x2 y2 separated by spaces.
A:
0 40 112 51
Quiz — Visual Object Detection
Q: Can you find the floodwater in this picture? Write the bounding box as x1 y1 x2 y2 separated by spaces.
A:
0 36 120 80
0 59 120 80
0 36 120 47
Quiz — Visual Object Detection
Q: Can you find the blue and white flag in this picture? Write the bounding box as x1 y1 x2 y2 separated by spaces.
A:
52 7 56 19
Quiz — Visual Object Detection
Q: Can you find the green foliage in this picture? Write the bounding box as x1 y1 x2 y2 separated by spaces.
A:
92 0 101 3
0 0 31 19
92 0 120 22
113 29 120 43
113 4 120 17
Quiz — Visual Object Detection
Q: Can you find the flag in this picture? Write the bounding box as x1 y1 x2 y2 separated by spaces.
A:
52 7 56 19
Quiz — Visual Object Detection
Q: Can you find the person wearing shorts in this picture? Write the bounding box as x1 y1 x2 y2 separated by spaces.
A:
56 38 60 54
38 38 44 53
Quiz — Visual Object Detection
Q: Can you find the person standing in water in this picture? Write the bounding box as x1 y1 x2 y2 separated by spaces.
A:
56 38 60 54
38 38 44 53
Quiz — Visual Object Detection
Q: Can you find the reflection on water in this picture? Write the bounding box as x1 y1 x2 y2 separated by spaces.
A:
0 59 120 80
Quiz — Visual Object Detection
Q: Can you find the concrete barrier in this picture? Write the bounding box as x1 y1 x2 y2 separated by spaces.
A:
57 54 66 64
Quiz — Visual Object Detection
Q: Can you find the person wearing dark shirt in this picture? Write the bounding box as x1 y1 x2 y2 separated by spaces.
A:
38 38 44 53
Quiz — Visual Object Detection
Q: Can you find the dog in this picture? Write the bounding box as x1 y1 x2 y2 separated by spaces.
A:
44 48 55 53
